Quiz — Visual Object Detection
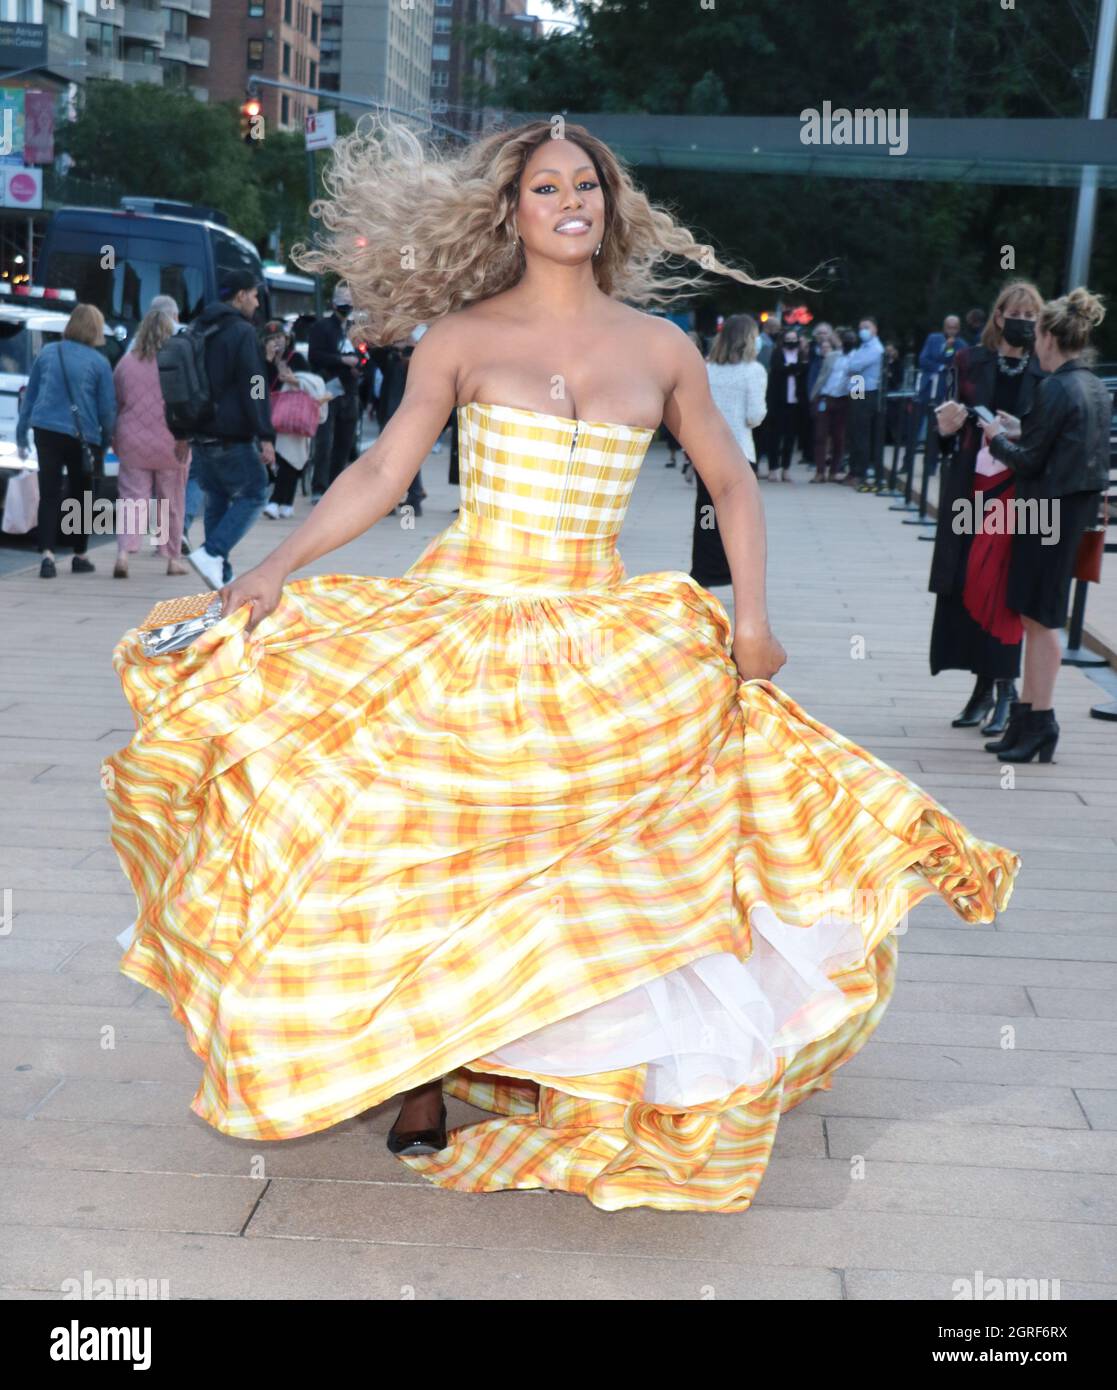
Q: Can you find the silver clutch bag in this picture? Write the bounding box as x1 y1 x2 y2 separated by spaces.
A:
137 592 224 656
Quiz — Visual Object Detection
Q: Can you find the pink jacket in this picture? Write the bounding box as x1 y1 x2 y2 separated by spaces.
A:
112 351 187 471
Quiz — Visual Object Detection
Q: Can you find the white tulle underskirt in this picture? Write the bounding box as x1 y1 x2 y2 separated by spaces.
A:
483 905 875 1107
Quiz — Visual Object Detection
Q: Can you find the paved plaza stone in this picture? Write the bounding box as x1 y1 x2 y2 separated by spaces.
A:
1 438 1115 1300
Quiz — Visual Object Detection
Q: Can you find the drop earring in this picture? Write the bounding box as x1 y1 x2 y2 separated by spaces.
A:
594 240 602 257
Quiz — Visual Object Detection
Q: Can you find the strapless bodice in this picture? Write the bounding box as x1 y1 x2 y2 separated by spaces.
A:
455 401 655 539
403 401 658 596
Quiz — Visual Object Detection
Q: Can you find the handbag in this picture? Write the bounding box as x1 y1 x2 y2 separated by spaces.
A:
1073 492 1109 584
57 341 102 478
270 385 321 438
1 467 39 534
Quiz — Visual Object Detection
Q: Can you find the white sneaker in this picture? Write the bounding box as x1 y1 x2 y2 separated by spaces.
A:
186 545 225 590
262 502 280 519
278 504 294 518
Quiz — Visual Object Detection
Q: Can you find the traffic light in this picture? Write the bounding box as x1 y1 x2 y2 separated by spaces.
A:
240 98 263 144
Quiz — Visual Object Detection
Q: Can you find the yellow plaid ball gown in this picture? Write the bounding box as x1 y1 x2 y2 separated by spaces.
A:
105 400 1019 1214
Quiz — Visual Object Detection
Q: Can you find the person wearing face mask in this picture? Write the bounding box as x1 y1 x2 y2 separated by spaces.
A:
927 281 1046 740
810 327 854 481
307 282 362 501
843 316 885 489
978 286 1111 763
763 325 808 481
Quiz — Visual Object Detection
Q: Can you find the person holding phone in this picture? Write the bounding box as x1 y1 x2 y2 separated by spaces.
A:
927 280 1046 741
978 286 1111 763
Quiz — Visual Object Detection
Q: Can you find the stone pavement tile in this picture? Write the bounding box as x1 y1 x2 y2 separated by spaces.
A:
0 763 54 782
0 892 134 921
1030 989 1117 1023
0 848 110 876
840 1041 1117 1089
0 1072 61 1119
57 941 147 975
900 956 1117 991
884 981 1033 1015
0 1225 841 1300
1 915 125 945
845 1268 1115 1300
3 866 137 895
0 1166 260 1235
994 911 1117 937
0 1037 201 1084
750 1155 1117 1224
0 828 111 852
0 939 85 972
1076 1091 1117 1130
798 1077 1086 1128
32 1079 205 1128
874 1011 1117 1053
0 1115 426 1186
904 926 1117 962
0 1004 178 1043
825 1118 1117 1175
0 971 142 1008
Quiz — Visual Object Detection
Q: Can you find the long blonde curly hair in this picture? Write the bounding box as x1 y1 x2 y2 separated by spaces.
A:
294 115 806 345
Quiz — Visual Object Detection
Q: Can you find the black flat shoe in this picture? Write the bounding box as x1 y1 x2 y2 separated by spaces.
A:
71 554 95 573
39 556 56 578
386 1100 448 1155
952 676 995 728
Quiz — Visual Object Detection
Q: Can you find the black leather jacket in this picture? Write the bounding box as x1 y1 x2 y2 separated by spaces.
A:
988 359 1112 498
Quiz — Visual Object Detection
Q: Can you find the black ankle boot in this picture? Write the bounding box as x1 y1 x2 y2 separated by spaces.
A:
999 708 1059 764
952 676 995 728
980 680 1018 737
985 700 1030 753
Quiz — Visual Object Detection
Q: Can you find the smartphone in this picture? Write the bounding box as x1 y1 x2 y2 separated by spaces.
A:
970 405 996 425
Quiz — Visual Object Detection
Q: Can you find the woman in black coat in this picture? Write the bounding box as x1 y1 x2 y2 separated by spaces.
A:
928 281 1046 737
763 326 808 481
979 286 1112 763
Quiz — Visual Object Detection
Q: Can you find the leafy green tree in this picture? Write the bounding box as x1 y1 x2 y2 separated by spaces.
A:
56 81 266 240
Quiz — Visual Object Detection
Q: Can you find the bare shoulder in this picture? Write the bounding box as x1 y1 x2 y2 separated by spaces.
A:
421 300 505 361
639 310 702 368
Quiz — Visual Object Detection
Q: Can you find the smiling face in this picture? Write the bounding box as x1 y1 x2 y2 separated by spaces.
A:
515 137 606 265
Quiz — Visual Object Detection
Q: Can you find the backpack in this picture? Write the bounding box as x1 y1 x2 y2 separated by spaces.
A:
156 319 225 438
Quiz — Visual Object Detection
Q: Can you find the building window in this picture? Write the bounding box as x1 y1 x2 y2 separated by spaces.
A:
432 43 450 61
16 0 34 20
434 17 451 33
311 12 318 41
309 59 317 87
44 0 67 32
248 1 264 15
283 0 292 22
167 9 187 37
282 42 291 74
281 94 290 124
247 38 265 70
436 0 453 7
83 18 119 60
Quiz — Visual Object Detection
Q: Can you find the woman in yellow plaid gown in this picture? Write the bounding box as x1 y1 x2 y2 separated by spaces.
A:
105 120 1019 1214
